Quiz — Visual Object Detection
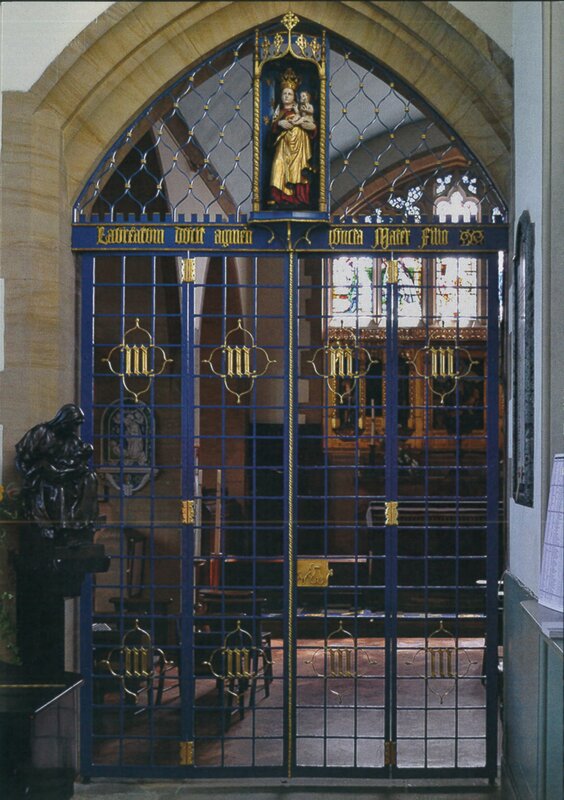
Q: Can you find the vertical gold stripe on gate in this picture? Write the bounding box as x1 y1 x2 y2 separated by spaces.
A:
318 30 327 213
287 224 295 779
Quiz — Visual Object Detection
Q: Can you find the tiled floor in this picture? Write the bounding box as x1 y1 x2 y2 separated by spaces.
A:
81 636 509 798
75 774 514 799
91 638 491 771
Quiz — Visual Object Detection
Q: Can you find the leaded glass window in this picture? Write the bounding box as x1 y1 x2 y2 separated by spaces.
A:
328 177 485 329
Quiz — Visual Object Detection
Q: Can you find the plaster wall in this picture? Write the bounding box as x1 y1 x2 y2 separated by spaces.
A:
507 1 544 594
508 1 564 596
546 5 564 468
0 0 513 96
0 2 114 93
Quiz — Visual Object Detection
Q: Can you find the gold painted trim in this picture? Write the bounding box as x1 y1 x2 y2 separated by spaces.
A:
0 683 66 689
385 740 397 766
304 621 378 703
253 29 261 212
403 619 480 704
385 500 399 526
386 259 399 283
181 499 195 525
203 318 276 404
319 31 327 212
179 740 194 766
408 342 479 405
98 619 168 700
102 318 173 403
180 257 196 283
296 559 333 587
202 620 272 700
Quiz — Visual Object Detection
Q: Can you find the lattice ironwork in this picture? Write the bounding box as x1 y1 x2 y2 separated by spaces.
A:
74 29 506 223
77 15 504 783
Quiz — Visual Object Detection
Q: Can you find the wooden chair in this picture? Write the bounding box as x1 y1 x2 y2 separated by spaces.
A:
195 589 273 725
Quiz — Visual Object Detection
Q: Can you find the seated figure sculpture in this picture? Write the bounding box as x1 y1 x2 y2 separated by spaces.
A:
15 403 99 543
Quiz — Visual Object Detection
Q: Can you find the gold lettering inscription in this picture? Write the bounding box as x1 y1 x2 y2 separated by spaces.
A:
329 345 354 378
420 227 449 248
214 229 253 248
329 228 364 248
459 229 485 246
430 346 456 378
124 344 150 376
429 647 455 679
124 647 150 677
225 345 252 378
372 226 411 249
174 226 205 245
224 648 252 679
327 647 354 678
96 226 165 245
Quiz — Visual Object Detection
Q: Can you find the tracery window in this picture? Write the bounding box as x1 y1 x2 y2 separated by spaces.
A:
328 174 485 330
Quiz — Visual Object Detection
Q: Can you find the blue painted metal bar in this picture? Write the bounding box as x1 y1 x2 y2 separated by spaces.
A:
485 253 500 780
79 253 96 781
285 234 297 777
79 241 503 780
385 260 399 775
72 220 509 254
180 255 194 763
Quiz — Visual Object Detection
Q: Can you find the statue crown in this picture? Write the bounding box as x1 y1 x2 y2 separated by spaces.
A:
280 67 300 92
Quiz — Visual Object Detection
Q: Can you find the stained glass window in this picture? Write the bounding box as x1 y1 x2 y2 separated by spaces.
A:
434 184 480 327
329 256 374 327
328 179 484 329
380 257 423 327
434 257 478 326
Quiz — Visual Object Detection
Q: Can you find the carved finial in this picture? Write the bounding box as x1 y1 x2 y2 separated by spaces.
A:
282 11 299 32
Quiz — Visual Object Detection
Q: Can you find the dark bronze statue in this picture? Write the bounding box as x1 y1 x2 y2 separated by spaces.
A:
15 403 99 543
13 405 109 674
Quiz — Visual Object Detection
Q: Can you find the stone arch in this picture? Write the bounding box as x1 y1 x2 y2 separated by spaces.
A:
0 0 512 458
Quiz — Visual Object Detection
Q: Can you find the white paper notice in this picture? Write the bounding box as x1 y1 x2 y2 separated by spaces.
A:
538 454 564 612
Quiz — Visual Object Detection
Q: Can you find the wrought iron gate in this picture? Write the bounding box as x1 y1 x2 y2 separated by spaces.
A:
74 13 506 782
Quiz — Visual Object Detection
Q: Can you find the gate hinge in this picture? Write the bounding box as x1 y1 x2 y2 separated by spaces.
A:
386 259 398 284
385 500 398 526
180 258 196 283
179 740 194 766
181 499 195 525
384 740 397 766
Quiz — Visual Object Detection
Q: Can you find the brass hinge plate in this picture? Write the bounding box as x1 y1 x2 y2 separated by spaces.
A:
181 258 196 283
385 500 399 526
384 740 397 766
386 259 398 284
179 740 194 766
181 499 195 525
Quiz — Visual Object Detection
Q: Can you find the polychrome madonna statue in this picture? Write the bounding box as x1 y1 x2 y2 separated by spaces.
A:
268 68 317 208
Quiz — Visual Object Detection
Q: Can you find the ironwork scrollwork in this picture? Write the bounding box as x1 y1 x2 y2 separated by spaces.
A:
408 338 478 405
99 619 170 701
203 319 276 404
305 621 377 705
403 620 479 704
203 620 272 700
103 318 172 403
